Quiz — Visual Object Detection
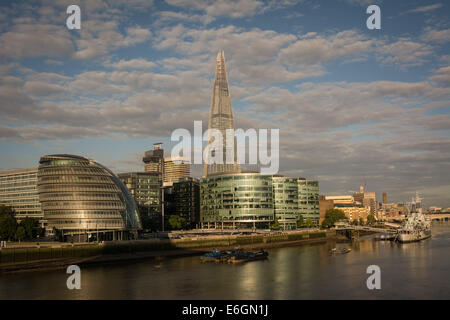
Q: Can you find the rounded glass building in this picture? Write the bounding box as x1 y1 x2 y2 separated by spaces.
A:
38 154 141 241
200 172 274 229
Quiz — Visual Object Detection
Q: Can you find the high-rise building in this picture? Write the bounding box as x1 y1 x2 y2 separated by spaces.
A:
143 144 190 184
163 157 190 184
383 192 387 204
143 143 164 176
0 168 43 223
165 177 200 228
37 154 141 241
298 179 320 226
203 51 240 177
118 172 161 215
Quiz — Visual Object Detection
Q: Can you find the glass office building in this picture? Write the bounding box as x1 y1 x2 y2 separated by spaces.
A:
0 168 43 223
38 154 141 241
298 179 320 226
200 172 274 229
201 173 320 230
118 172 161 213
273 176 298 230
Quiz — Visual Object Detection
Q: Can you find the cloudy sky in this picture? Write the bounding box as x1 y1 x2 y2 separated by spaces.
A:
0 0 449 207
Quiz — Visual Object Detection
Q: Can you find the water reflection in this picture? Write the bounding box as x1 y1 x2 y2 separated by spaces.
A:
0 222 449 299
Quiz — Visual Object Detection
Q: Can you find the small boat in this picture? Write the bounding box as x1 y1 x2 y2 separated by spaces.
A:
228 249 269 264
330 247 352 255
200 249 223 262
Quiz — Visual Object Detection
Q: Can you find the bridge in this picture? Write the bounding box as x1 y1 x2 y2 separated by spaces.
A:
335 225 397 240
426 213 450 221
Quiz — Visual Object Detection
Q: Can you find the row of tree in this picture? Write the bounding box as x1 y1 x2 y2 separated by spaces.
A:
0 205 44 242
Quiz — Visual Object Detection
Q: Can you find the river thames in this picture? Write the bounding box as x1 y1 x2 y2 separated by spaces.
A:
1 221 449 300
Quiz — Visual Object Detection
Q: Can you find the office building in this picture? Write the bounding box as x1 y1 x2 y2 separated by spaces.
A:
200 173 320 229
319 195 334 226
143 144 190 184
382 192 387 204
118 172 161 216
0 168 43 223
143 143 164 176
273 176 298 230
200 172 273 229
165 177 200 228
298 179 320 226
324 195 370 222
163 157 190 184
38 154 142 241
203 51 240 177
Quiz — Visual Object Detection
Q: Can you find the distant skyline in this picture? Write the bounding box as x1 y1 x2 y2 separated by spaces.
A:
0 0 449 207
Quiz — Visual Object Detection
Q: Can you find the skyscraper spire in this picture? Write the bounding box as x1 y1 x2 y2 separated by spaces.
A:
203 51 240 177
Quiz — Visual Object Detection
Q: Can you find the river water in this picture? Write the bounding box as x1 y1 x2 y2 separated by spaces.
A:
1 222 449 300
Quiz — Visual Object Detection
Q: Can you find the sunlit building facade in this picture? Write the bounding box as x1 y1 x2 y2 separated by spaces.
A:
200 172 273 228
38 154 141 241
273 176 298 230
0 168 43 223
200 173 320 229
298 179 320 226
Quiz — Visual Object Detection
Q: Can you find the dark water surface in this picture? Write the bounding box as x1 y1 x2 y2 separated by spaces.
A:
1 222 449 299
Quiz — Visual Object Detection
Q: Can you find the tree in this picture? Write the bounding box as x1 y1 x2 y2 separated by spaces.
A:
168 215 186 230
305 218 314 228
359 218 365 226
296 215 305 228
15 226 26 243
20 217 39 239
321 208 347 229
366 214 376 225
271 217 281 230
0 205 18 241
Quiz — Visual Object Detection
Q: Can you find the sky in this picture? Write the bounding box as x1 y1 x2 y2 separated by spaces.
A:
0 0 449 208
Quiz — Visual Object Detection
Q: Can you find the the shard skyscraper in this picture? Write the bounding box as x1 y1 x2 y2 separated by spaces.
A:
203 51 240 177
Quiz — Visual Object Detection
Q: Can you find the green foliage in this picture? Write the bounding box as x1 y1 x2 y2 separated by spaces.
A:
366 214 376 224
321 208 347 229
20 217 39 239
305 218 314 228
270 216 281 230
0 205 18 241
296 215 305 228
168 215 186 230
359 218 365 226
15 226 26 242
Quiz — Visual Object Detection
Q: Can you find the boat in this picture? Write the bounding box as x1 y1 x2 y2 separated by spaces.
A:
200 249 224 262
397 193 431 243
228 249 269 264
329 247 352 255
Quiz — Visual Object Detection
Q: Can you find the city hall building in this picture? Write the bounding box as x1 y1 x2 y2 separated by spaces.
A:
37 154 142 241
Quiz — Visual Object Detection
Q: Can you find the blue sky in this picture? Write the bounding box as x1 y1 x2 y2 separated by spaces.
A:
0 0 449 207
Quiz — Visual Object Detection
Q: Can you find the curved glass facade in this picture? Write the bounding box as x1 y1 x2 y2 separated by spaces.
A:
38 154 141 237
200 173 273 228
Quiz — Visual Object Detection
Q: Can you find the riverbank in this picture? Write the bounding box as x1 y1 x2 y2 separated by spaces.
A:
0 230 337 274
